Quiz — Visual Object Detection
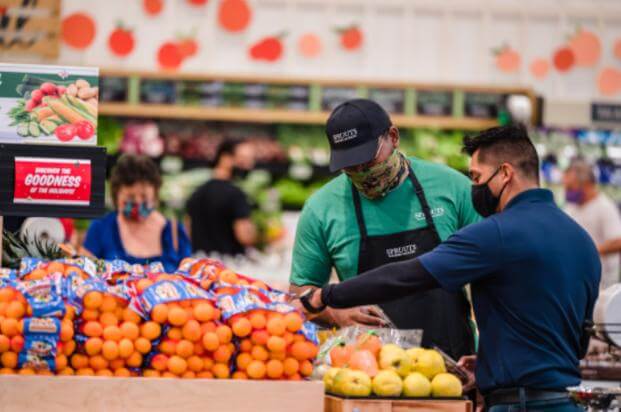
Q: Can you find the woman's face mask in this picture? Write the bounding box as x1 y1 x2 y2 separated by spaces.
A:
122 200 153 221
117 183 156 221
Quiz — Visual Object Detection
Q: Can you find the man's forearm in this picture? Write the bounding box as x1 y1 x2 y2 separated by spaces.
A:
320 258 439 309
598 238 621 256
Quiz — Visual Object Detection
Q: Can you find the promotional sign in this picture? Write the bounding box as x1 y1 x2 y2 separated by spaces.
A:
0 63 99 146
592 103 621 124
13 157 91 206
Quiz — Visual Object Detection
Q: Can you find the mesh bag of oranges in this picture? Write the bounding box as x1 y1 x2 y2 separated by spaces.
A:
177 258 270 292
216 286 319 381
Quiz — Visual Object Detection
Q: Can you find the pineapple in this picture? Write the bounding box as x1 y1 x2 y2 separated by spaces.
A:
2 230 63 269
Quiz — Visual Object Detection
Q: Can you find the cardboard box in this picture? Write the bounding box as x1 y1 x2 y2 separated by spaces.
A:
325 395 473 412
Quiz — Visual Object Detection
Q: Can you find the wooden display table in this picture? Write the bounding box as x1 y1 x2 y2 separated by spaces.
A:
325 395 473 412
0 376 325 412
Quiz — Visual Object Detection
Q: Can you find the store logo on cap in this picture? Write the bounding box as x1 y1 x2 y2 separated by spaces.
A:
332 128 358 144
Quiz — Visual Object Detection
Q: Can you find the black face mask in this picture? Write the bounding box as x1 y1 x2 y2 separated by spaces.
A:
471 167 508 217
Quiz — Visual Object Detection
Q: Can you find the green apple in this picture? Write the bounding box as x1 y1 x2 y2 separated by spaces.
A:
333 368 372 397
372 370 403 397
413 349 446 379
403 372 432 397
431 373 463 397
379 344 411 377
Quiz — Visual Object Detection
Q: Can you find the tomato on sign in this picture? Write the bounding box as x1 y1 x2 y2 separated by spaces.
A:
13 157 92 206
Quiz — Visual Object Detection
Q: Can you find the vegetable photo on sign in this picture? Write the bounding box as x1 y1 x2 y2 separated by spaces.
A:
0 64 99 146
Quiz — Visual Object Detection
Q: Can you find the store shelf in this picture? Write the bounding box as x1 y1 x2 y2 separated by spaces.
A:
99 103 499 130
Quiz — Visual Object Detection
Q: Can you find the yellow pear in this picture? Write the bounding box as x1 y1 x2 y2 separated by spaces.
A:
323 367 341 393
372 370 403 397
379 344 411 377
406 347 426 365
413 349 446 379
333 368 372 397
431 373 463 397
403 372 432 397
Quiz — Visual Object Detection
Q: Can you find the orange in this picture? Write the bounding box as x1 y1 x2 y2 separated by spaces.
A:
187 356 204 372
1 351 17 368
60 319 74 342
18 368 35 375
6 301 25 319
136 279 153 293
284 312 303 332
283 332 294 346
201 321 217 334
84 291 103 310
167 327 183 340
249 312 267 330
176 340 194 358
159 339 177 356
0 288 15 302
141 322 161 340
0 302 7 316
202 357 214 371
251 345 269 361
126 351 142 368
193 302 214 322
266 359 284 379
70 354 88 370
218 269 238 284
55 354 68 370
236 352 252 370
194 342 205 356
96 369 114 377
283 358 299 376
167 355 187 375
181 371 196 379
46 261 65 275
215 325 232 344
99 312 118 327
197 371 214 379
151 304 169 324
83 321 103 338
37 369 53 376
300 359 313 377
109 358 125 370
114 307 125 321
168 307 188 326
239 339 252 353
63 340 76 356
266 316 286 336
267 336 286 353
58 368 74 376
114 367 131 377
232 371 248 379
202 332 219 351
85 337 103 356
182 320 201 342
232 317 252 338
251 330 269 346
123 308 141 324
65 305 76 321
102 340 119 360
289 341 317 361
0 335 12 352
89 355 109 371
10 336 23 353
270 351 286 361
82 309 100 321
211 362 230 379
1 318 18 337
118 338 134 358
213 345 232 363
143 369 160 378
151 354 168 371
288 373 302 381
103 325 122 342
246 360 266 379
213 309 222 321
161 371 177 378
100 295 118 313
120 322 139 340
134 337 151 354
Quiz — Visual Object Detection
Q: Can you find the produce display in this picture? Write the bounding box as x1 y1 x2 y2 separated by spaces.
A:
317 328 464 399
0 257 318 379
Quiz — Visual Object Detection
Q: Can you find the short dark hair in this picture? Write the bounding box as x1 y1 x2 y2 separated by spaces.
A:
463 124 539 182
110 154 162 205
214 139 246 166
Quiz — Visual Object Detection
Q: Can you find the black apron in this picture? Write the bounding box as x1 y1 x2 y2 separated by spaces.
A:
352 167 475 360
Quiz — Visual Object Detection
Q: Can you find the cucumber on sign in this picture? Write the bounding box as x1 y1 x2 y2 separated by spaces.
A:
0 63 99 146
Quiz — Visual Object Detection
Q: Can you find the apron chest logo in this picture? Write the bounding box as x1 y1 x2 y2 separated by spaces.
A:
386 244 418 259
415 207 445 221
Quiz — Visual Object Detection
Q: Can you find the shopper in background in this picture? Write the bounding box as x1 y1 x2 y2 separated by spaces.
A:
186 139 257 256
83 154 191 272
289 99 480 361
564 158 621 289
295 125 599 412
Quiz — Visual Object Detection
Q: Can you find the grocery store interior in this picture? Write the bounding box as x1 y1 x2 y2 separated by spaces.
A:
0 0 621 410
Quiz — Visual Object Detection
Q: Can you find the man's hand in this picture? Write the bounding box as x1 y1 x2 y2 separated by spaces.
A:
457 355 477 392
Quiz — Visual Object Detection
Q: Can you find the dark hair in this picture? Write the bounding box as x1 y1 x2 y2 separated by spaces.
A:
214 139 246 166
462 124 539 182
110 154 162 205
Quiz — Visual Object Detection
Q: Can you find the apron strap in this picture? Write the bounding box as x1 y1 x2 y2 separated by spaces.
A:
406 166 441 243
351 184 368 241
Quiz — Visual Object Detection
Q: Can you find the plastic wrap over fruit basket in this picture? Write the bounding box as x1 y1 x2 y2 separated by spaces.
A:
313 326 468 399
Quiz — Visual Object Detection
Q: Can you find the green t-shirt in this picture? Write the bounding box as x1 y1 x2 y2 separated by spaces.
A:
290 157 481 287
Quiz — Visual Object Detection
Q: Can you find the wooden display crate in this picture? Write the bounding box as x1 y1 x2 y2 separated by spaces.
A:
325 394 472 412
0 376 325 412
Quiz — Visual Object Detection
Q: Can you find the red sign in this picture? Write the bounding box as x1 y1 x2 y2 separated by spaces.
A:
13 157 91 206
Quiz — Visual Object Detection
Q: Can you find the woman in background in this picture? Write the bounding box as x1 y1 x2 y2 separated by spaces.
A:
83 154 191 271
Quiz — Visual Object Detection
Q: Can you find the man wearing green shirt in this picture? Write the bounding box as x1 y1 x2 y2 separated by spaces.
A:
289 99 480 359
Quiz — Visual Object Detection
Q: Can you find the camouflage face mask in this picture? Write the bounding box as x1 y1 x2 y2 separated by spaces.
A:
346 150 409 199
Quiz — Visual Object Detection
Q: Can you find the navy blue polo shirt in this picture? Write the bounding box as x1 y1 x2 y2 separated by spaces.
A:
419 189 600 394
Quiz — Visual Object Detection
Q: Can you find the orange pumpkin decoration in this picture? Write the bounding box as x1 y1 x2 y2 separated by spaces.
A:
61 13 96 49
218 0 252 33
329 343 353 367
355 333 382 358
348 349 378 377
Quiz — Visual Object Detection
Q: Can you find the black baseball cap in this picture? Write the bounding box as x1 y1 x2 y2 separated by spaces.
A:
326 99 392 172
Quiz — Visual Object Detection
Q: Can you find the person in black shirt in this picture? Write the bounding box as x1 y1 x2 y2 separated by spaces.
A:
186 139 257 256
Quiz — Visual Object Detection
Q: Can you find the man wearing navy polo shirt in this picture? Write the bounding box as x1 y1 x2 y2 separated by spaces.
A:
296 125 600 411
